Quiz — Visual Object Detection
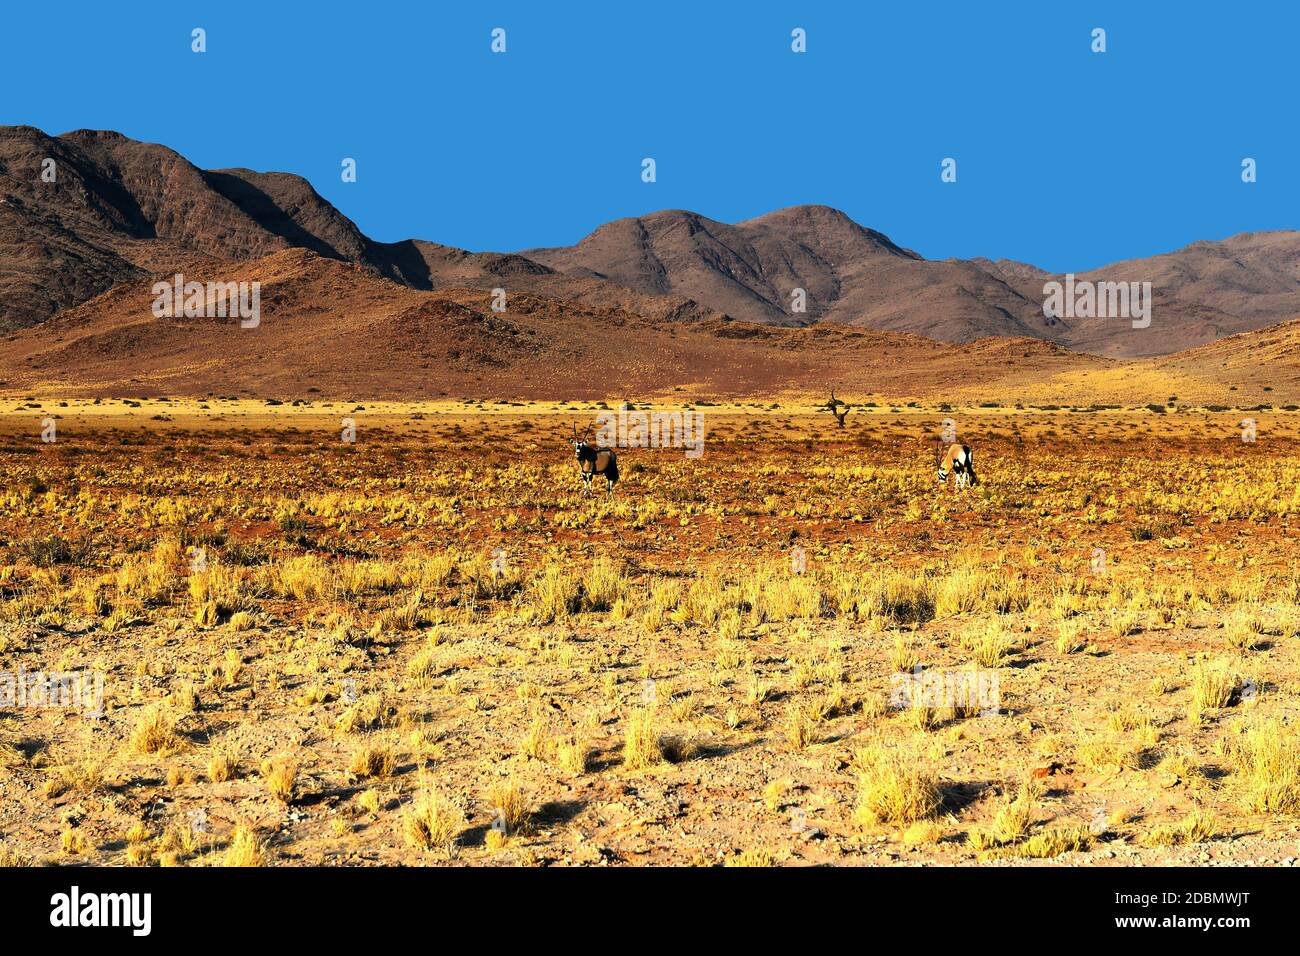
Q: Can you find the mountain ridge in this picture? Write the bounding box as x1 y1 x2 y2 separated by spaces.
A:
2 125 1297 360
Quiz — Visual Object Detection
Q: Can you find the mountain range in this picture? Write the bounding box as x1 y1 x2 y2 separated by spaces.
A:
1 125 1297 400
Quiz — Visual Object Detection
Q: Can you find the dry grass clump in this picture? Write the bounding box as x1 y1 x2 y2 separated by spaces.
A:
1014 826 1092 859
406 631 444 688
335 693 390 734
1075 734 1144 772
622 708 664 770
0 845 32 867
1223 607 1264 652
130 706 183 755
763 779 792 812
223 823 265 866
581 556 629 611
1105 706 1158 740
902 820 943 846
1191 657 1238 710
42 759 107 799
932 560 1028 618
888 635 918 674
349 741 396 779
167 680 200 713
1055 617 1085 654
60 826 89 855
1222 720 1300 814
370 591 422 635
554 735 592 775
1107 607 1139 638
725 849 776 867
784 701 818 750
487 778 531 836
1139 810 1217 848
852 744 942 826
158 819 203 858
403 780 463 853
518 718 549 760
527 564 581 624
991 784 1038 844
208 748 239 783
263 755 299 803
961 620 1015 668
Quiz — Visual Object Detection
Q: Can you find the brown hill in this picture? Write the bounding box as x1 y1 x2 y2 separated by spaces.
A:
0 249 1111 401
1151 316 1300 396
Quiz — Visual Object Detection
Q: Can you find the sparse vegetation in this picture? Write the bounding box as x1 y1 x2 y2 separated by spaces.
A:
3 401 1298 867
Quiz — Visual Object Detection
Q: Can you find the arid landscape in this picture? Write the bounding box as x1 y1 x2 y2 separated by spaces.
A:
2 125 1299 869
1 399 1299 867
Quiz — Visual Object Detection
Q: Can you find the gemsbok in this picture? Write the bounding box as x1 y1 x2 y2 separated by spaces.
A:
937 441 978 489
572 423 619 498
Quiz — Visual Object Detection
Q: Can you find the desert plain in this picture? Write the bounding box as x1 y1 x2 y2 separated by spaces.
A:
1 396 1298 867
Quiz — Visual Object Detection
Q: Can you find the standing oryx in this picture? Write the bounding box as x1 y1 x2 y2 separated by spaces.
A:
937 441 978 488
572 423 619 498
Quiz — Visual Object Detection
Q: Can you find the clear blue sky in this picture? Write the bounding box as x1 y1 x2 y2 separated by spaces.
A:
2 1 1292 271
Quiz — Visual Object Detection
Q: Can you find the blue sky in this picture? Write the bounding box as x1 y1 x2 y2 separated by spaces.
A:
1 1 1292 271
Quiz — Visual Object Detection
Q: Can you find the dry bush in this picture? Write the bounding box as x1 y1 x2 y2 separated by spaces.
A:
554 736 592 775
622 708 663 770
208 748 238 783
130 706 183 756
992 785 1037 844
1224 720 1300 814
403 783 463 854
1191 658 1238 710
888 635 918 674
487 778 530 835
349 741 396 779
223 823 265 867
263 756 299 803
852 744 942 826
1140 811 1217 848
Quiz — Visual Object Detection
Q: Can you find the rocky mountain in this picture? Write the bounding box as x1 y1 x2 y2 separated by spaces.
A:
2 126 1296 360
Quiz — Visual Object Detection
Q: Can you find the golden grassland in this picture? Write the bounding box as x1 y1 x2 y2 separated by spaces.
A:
0 397 1299 867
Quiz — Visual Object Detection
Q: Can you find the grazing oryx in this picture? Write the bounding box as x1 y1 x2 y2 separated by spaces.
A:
937 442 978 488
572 423 619 498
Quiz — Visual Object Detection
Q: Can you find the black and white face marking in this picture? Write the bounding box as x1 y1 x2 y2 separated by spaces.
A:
574 439 587 459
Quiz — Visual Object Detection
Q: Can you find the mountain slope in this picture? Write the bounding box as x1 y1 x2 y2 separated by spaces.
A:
528 206 1300 356
0 249 1108 400
0 126 722 332
2 126 1297 358
524 205 1059 343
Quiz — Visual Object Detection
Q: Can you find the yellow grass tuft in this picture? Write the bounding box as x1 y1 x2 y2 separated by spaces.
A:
223 823 265 867
852 744 942 826
130 706 183 756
